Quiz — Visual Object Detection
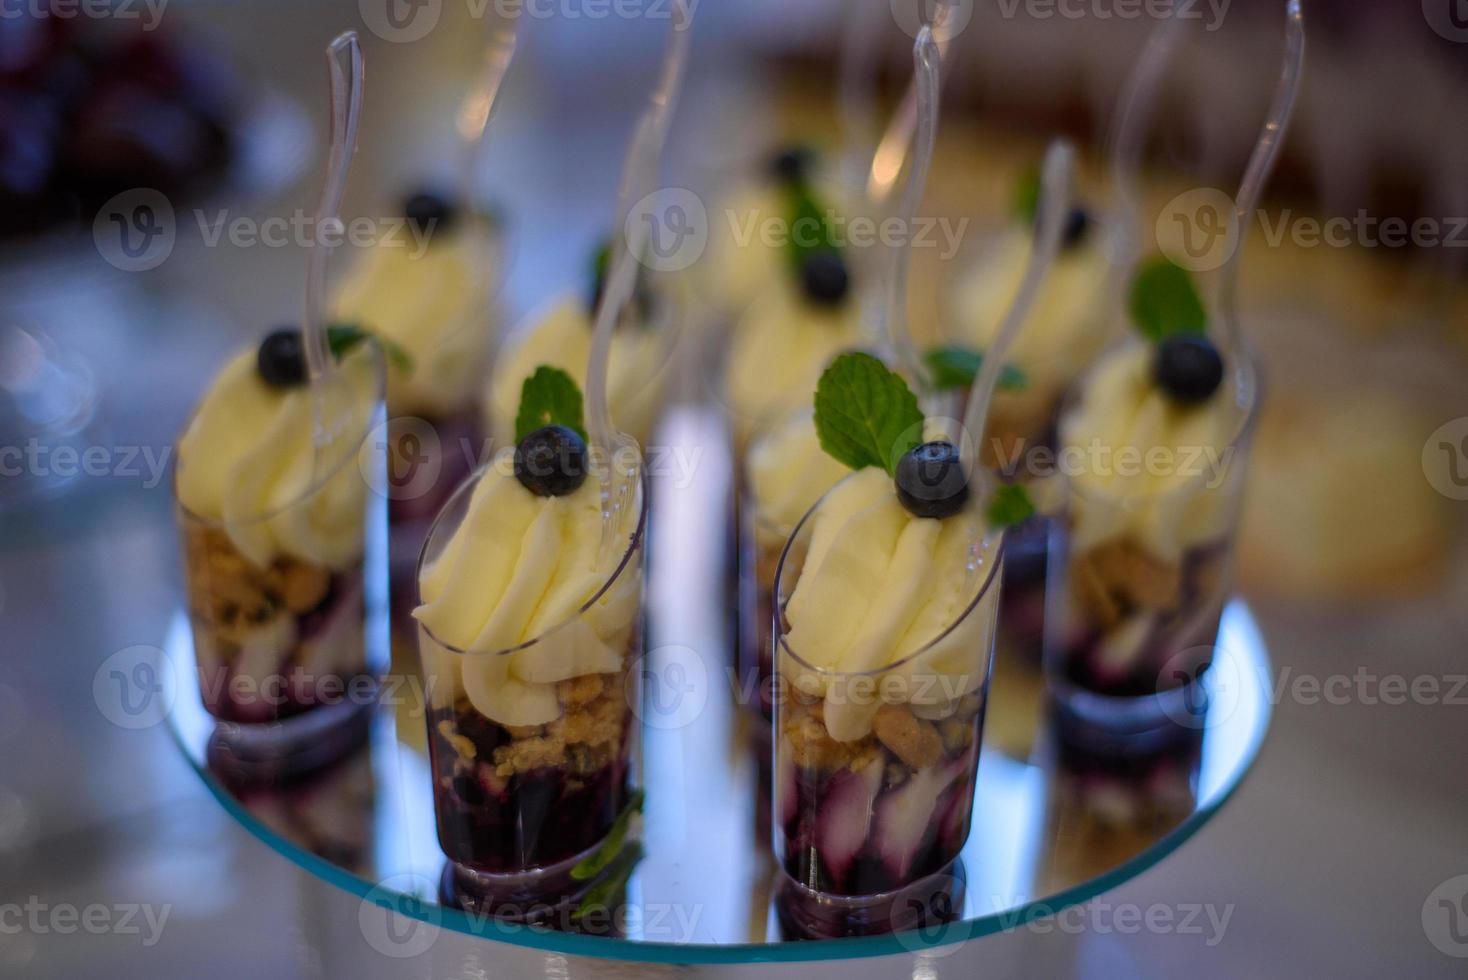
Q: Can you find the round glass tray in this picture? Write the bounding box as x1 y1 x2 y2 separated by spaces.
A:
164 410 1272 965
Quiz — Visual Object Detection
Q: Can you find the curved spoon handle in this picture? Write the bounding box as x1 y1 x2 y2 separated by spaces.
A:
1104 0 1196 275
304 31 364 385
880 25 942 394
586 0 693 558
961 140 1075 487
866 2 957 208
1217 0 1305 353
456 13 521 213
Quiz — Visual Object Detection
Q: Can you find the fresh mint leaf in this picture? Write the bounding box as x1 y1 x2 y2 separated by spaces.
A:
986 483 1036 529
813 352 925 475
1128 257 1207 342
326 323 412 373
570 842 644 923
923 345 1028 392
1012 164 1041 225
571 789 643 882
515 365 587 443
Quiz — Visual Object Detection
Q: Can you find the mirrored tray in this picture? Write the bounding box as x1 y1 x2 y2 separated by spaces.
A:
164 408 1272 964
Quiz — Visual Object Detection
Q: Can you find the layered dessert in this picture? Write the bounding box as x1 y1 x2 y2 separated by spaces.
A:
333 190 500 527
703 145 829 316
485 244 671 452
945 182 1112 466
1047 264 1254 713
415 368 646 910
720 150 864 452
175 329 384 731
771 353 1018 937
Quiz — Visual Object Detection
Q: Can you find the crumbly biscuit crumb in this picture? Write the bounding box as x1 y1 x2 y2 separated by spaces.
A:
872 703 943 769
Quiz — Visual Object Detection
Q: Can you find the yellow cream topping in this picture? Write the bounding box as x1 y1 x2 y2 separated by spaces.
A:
1060 342 1242 562
333 224 497 417
746 409 850 534
175 345 380 570
485 297 668 450
724 287 865 449
950 227 1112 395
779 468 1000 742
413 468 642 728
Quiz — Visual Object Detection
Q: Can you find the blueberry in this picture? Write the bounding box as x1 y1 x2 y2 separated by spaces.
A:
1153 335 1224 405
768 145 814 185
799 250 849 307
256 328 306 388
514 425 588 497
1061 206 1089 249
895 441 969 519
403 189 457 239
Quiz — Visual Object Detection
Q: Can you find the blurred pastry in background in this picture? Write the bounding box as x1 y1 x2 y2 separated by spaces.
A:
1238 389 1450 601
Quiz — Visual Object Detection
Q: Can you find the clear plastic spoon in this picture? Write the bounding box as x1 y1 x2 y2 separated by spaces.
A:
454 12 521 216
586 0 693 562
1216 0 1305 356
865 2 956 208
1103 0 1197 276
960 140 1075 492
876 25 942 395
303 31 364 388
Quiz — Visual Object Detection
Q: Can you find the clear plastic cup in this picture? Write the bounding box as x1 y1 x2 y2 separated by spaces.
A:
770 475 1005 937
1043 345 1259 738
415 464 648 918
174 342 388 768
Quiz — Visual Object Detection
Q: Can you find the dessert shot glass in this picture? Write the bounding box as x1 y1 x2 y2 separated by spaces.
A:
770 479 1006 938
415 466 648 919
175 341 388 770
1043 349 1259 738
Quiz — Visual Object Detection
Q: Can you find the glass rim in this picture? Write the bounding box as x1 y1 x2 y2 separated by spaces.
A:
1060 340 1261 508
173 338 387 530
772 470 1007 680
414 462 649 659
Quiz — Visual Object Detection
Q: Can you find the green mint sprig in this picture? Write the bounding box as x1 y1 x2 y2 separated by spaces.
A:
514 365 587 443
571 789 644 882
985 483 1035 529
923 345 1028 393
1012 164 1042 225
1128 257 1207 342
327 323 412 373
813 352 924 475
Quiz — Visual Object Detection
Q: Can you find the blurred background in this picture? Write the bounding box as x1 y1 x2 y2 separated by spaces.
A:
1 0 1465 976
